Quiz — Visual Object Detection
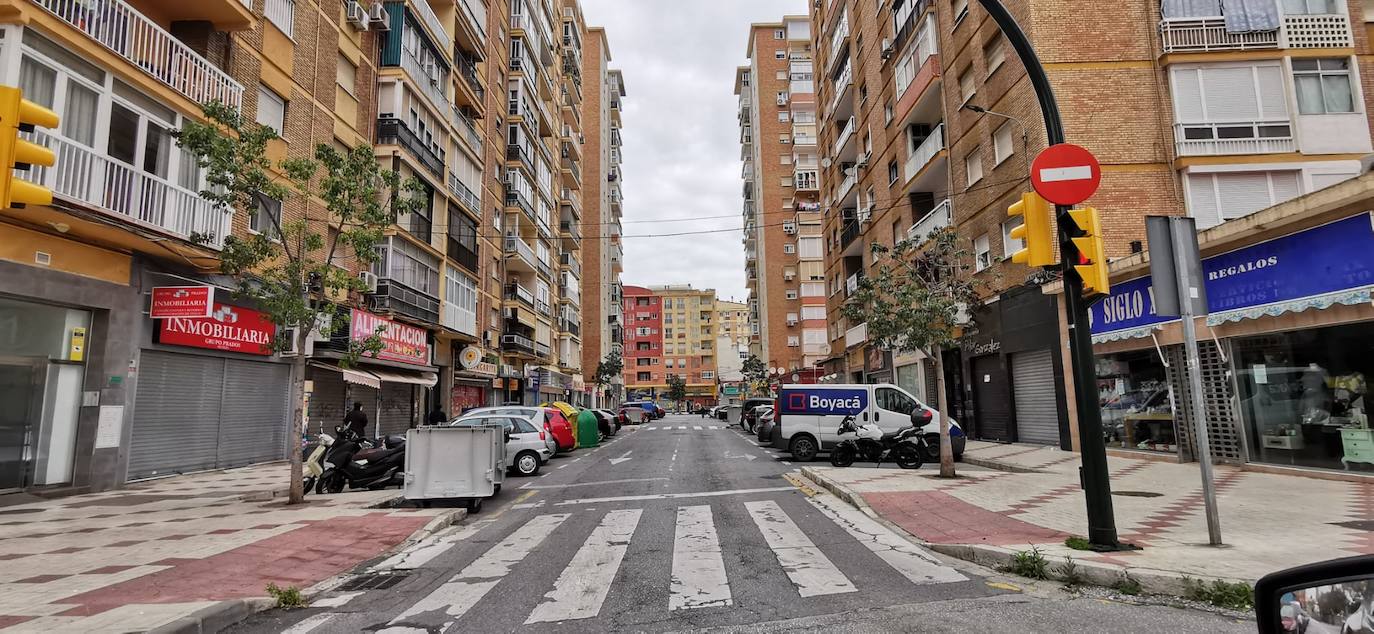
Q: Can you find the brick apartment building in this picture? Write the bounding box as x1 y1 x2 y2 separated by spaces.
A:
650 285 720 405
808 0 1374 450
621 284 662 398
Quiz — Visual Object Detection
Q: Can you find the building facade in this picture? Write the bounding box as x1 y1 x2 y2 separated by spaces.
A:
715 298 751 402
650 285 719 406
621 284 661 399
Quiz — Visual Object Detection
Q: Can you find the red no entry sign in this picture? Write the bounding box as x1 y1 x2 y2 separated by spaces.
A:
1031 143 1101 206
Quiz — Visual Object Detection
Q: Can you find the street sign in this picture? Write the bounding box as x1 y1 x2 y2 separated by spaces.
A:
1030 143 1101 206
150 286 214 318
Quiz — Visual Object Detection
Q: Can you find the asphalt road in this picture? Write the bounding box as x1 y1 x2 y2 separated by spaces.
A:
229 414 1251 633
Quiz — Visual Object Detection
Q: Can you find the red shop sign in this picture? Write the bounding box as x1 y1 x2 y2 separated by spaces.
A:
151 286 214 318
158 303 274 355
351 308 429 365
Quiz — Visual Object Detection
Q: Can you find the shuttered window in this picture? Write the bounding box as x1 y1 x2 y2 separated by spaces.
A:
1185 170 1302 229
1170 64 1290 141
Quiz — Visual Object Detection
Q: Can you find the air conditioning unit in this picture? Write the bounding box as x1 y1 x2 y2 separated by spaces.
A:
880 38 894 60
784 273 796 281
780 138 791 144
279 328 307 356
345 1 369 30
369 2 390 30
359 271 379 293
783 223 797 234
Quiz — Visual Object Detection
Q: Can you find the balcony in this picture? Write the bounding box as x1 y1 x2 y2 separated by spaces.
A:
793 133 817 146
453 49 486 110
794 169 819 191
536 257 554 281
559 283 581 306
907 198 952 243
378 117 445 178
904 123 946 188
839 218 860 254
536 298 552 316
844 322 868 348
835 116 857 160
452 106 483 155
447 171 480 215
1283 13 1352 48
1173 121 1295 156
845 273 864 296
560 252 581 277
379 9 451 115
504 237 537 272
370 278 440 325
830 61 854 121
30 133 229 247
505 282 535 307
827 9 850 73
35 0 245 109
454 0 488 57
501 333 538 356
836 166 857 205
505 187 536 221
507 144 536 173
442 300 478 337
447 236 479 273
560 317 581 337
559 220 582 247
406 0 452 53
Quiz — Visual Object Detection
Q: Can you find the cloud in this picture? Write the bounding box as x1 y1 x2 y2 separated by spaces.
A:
580 0 803 303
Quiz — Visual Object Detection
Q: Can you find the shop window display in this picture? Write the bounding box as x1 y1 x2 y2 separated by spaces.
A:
1095 349 1178 454
1234 325 1372 472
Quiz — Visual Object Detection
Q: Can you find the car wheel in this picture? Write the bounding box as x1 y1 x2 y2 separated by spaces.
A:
789 435 819 462
513 451 541 476
468 497 483 513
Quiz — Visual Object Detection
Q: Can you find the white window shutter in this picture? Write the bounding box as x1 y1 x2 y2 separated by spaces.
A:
1203 67 1259 121
1216 173 1273 220
1269 170 1302 204
1171 68 1205 122
1186 173 1223 229
1255 65 1289 120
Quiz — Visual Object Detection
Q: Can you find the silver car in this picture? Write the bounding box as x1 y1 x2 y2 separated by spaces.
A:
457 406 559 459
452 411 553 477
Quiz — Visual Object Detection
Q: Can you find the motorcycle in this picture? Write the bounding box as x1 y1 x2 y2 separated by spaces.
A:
300 432 336 494
315 426 408 494
829 410 932 469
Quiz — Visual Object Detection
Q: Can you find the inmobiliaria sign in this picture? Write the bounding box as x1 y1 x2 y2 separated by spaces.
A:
351 308 429 365
158 303 274 355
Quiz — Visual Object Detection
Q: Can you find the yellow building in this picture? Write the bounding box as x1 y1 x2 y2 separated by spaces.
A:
649 285 718 405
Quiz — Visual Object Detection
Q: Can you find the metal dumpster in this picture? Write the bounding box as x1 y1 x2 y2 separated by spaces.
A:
404 424 507 512
725 404 744 427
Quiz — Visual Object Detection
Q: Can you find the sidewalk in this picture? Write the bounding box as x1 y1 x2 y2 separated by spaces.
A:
0 464 457 633
802 441 1373 593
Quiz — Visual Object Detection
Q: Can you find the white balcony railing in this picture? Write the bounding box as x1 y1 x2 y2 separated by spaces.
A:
1282 14 1352 48
828 10 850 70
904 123 945 182
409 0 453 52
837 168 857 202
835 116 856 155
794 169 819 190
460 0 488 46
35 0 244 110
31 133 228 247
505 236 537 268
793 133 817 146
844 322 867 348
401 48 451 115
830 63 853 114
1173 121 1295 156
907 199 952 243
1159 17 1280 52
442 301 478 336
845 273 861 295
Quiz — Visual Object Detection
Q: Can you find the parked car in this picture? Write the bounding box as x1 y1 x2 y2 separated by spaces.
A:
451 413 551 476
740 397 774 432
594 409 623 434
543 408 576 452
755 406 776 442
770 383 963 463
620 406 653 425
455 406 564 457
653 403 666 419
589 409 618 437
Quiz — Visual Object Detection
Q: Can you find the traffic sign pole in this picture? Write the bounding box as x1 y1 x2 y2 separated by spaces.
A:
977 0 1121 550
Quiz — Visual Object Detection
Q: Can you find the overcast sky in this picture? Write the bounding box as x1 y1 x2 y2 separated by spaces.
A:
579 0 803 304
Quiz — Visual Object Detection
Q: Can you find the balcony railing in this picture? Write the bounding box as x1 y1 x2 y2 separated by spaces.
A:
501 333 537 355
447 171 480 214
447 236 478 272
840 219 860 250
504 237 537 269
835 116 856 154
505 187 536 220
560 317 581 336
1283 13 1352 48
378 117 444 178
828 10 850 71
560 252 581 277
35 0 244 110
536 257 554 280
830 62 853 114
370 278 440 325
536 298 551 316
559 220 582 242
1159 17 1280 52
504 282 535 307
837 168 857 202
845 322 868 348
559 284 581 306
507 144 536 172
459 0 487 46
30 133 229 247
454 49 486 102
452 106 482 152
398 47 451 116
904 123 945 182
1173 121 1295 156
845 273 863 296
908 199 952 243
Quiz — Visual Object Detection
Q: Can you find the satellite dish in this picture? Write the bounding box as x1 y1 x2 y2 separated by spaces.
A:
821 157 833 168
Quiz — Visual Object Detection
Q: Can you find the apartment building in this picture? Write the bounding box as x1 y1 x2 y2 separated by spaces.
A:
811 0 1374 450
715 299 751 401
578 25 626 406
737 16 817 377
621 284 661 397
651 285 719 405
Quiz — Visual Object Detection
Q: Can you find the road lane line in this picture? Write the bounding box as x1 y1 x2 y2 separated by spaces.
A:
745 500 856 597
520 476 668 490
670 505 732 610
693 425 703 430
386 513 570 626
372 519 492 571
556 464 568 469
555 486 795 506
281 613 336 634
526 509 643 623
808 494 967 585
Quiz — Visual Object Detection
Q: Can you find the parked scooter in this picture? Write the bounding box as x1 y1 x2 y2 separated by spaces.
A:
301 432 335 494
829 410 931 469
315 426 407 494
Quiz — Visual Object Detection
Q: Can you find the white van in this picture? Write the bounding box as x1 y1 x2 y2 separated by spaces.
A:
771 383 965 462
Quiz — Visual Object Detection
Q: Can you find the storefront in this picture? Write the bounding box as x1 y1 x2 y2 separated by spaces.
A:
307 308 436 438
451 345 497 415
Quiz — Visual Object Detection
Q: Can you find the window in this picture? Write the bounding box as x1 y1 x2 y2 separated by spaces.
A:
993 122 1015 164
779 111 790 122
775 28 786 39
801 306 826 320
1185 170 1303 229
984 36 1006 76
798 237 823 258
256 86 286 135
953 0 969 25
1293 58 1354 114
265 0 295 36
965 151 984 186
784 243 796 254
1002 217 1024 258
974 234 991 271
779 133 792 143
637 372 652 381
1281 0 1338 13
801 281 826 296
859 82 868 105
785 289 799 300
775 50 786 59
702 371 715 380
884 100 893 125
637 358 651 366
887 160 899 184
780 154 793 165
251 195 282 239
959 69 976 104
336 53 356 96
1170 64 1291 144
787 336 800 347
444 266 478 335
776 70 788 80
893 220 902 246
875 387 918 415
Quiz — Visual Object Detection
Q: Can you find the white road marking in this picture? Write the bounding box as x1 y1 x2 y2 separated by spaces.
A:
280 613 336 633
556 464 568 470
609 450 634 465
709 426 720 430
808 494 967 585
520 477 668 490
724 451 757 462
555 486 795 506
386 514 569 625
311 591 364 608
1039 165 1093 182
745 500 856 597
670 505 732 610
693 426 703 430
782 461 793 466
525 509 643 623
372 521 490 571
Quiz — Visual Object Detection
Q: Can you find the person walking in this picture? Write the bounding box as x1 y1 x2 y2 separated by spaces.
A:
427 404 448 426
343 402 369 438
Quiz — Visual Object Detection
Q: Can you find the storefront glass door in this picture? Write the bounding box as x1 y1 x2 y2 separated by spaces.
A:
0 362 38 491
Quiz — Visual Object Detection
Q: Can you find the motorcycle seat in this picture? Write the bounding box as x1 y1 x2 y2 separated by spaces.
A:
880 431 902 441
383 434 407 449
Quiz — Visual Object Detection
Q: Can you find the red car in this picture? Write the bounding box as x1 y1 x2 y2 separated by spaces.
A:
543 408 576 452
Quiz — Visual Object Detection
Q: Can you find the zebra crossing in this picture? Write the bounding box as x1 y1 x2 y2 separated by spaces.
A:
640 424 726 430
316 494 968 633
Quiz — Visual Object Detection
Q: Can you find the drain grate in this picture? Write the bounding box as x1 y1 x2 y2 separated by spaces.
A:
1112 491 1163 498
335 572 409 591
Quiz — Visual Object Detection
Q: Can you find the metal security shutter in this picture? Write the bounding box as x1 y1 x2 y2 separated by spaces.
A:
353 386 380 438
971 355 1012 441
129 352 224 480
1011 349 1059 445
377 382 414 437
1166 341 1244 462
217 359 290 469
306 367 348 436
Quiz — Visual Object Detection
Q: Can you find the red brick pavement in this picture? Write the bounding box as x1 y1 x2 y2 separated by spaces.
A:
863 490 1070 546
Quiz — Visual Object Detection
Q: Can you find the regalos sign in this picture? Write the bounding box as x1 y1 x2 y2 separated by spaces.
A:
159 303 274 355
351 308 429 366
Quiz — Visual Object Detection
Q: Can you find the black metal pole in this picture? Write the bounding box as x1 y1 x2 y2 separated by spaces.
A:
976 0 1119 548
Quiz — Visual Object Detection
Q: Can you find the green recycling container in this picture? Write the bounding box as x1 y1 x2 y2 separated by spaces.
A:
576 409 600 449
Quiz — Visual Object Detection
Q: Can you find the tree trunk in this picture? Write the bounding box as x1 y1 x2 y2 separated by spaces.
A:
930 348 956 478
287 326 308 503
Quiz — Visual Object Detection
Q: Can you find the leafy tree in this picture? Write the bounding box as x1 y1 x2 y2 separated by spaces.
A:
666 374 688 410
741 354 768 396
841 227 986 478
593 350 623 404
177 102 423 503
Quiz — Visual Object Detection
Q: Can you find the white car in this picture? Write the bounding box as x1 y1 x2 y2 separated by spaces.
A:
457 406 559 459
452 412 552 476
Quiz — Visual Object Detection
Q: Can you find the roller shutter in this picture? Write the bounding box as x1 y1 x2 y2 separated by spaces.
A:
1011 349 1059 446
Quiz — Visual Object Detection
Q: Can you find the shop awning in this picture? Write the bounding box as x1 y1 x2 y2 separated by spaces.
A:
1205 286 1374 327
1091 324 1167 345
309 362 381 389
368 367 439 388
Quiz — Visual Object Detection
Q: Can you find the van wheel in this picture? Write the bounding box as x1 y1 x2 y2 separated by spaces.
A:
789 435 819 462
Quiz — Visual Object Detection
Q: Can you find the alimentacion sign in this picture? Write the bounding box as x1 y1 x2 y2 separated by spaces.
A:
351 308 429 365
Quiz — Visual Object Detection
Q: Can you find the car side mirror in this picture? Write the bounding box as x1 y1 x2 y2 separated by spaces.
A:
911 409 934 427
1254 554 1374 634
504 429 512 443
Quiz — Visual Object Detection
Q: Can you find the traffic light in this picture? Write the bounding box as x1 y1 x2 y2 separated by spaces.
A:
1007 191 1054 267
1068 206 1110 295
0 85 58 209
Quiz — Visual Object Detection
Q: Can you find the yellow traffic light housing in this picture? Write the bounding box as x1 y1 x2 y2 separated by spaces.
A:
1007 191 1054 267
1068 206 1110 295
0 85 58 209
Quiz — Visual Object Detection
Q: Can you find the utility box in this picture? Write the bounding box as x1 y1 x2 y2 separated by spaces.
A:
404 425 506 506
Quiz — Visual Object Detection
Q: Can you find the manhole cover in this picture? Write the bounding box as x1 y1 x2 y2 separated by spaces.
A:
336 572 409 591
1112 491 1163 498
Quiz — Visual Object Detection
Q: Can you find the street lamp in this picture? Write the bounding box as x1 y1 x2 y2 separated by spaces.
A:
961 103 1028 147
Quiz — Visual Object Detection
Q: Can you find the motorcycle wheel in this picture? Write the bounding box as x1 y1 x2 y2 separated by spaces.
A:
896 446 924 470
318 471 346 494
301 476 316 496
830 444 856 468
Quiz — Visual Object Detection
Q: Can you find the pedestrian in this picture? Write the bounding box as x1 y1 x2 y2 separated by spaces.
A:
343 402 368 439
427 404 448 426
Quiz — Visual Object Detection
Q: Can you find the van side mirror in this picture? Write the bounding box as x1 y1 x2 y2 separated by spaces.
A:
1255 555 1374 634
911 409 934 427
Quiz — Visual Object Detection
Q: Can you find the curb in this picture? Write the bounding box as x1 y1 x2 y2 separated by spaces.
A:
798 466 1255 599
959 455 1041 474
